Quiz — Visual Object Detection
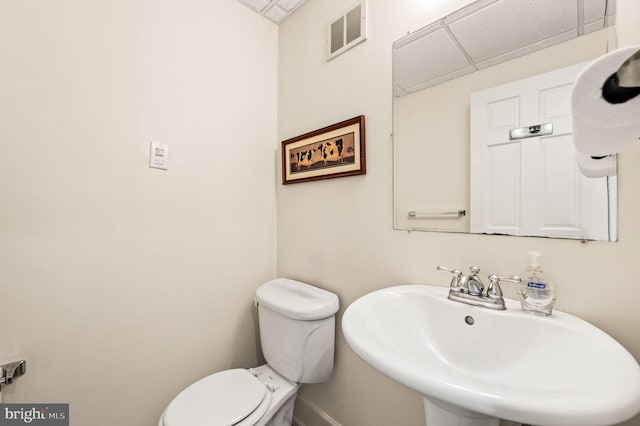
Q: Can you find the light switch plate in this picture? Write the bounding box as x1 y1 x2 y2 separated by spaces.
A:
149 142 169 170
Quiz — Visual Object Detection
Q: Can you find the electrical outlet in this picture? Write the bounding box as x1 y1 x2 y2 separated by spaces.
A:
149 142 169 170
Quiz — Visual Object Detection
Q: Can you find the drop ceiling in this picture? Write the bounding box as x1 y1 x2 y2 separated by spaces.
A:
393 0 617 96
237 0 306 24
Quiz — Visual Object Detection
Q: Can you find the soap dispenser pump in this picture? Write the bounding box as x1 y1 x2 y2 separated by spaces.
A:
518 251 556 316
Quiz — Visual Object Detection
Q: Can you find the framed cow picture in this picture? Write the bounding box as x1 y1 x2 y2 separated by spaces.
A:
282 115 366 184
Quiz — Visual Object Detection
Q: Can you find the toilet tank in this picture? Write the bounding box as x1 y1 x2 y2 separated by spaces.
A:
255 278 339 384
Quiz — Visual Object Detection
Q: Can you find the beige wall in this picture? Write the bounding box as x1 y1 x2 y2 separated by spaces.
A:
278 1 640 426
0 0 277 425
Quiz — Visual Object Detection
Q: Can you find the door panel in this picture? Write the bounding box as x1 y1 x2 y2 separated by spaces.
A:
470 62 612 240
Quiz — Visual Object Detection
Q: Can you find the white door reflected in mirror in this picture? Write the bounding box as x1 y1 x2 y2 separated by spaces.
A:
469 62 616 241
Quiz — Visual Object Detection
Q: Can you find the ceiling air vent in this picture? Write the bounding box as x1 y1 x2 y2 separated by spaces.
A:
326 2 367 61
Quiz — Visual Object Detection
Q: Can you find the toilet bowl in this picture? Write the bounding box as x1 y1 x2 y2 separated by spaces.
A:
158 365 299 426
159 278 339 426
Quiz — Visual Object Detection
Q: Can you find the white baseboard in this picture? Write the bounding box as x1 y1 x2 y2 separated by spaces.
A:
293 395 342 426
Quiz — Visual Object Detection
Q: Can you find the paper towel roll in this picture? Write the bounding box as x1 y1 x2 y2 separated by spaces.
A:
572 46 640 157
576 153 617 178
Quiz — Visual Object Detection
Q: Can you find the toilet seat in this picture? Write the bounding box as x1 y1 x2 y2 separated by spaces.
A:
162 369 272 426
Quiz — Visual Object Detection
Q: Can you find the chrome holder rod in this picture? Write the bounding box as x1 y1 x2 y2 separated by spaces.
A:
408 209 466 218
0 360 26 389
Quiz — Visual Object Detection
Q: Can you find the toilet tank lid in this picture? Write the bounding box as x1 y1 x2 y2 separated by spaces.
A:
256 278 339 320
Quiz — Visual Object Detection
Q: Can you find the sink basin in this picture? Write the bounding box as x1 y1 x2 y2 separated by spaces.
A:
342 285 640 426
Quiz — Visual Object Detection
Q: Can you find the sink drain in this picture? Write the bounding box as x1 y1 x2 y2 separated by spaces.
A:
464 315 475 325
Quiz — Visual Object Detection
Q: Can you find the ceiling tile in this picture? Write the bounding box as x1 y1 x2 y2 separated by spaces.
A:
394 28 473 92
264 5 287 23
238 0 270 12
449 0 578 63
277 0 304 12
393 0 615 97
237 0 305 24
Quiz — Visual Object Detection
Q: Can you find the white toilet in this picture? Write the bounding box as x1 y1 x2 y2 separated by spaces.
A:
158 278 339 426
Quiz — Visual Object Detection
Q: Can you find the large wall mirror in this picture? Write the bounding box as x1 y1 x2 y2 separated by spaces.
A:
393 0 618 241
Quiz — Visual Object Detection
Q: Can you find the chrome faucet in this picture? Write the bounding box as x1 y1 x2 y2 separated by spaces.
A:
460 265 484 295
437 265 520 310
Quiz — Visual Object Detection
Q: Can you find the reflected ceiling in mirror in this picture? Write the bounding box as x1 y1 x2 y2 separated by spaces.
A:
393 0 616 96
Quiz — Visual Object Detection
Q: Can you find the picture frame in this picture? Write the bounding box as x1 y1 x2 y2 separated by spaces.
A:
282 115 366 184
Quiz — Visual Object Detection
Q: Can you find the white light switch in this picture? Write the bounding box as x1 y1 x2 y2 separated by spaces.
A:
149 142 169 170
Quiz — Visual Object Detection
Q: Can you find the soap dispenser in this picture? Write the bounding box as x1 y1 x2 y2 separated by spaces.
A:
518 251 556 316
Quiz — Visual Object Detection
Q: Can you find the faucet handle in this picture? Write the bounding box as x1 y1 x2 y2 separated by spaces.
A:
436 266 463 291
487 275 521 300
436 265 461 275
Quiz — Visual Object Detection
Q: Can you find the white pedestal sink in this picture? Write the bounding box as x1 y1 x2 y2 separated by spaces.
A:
424 397 499 426
342 285 640 426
